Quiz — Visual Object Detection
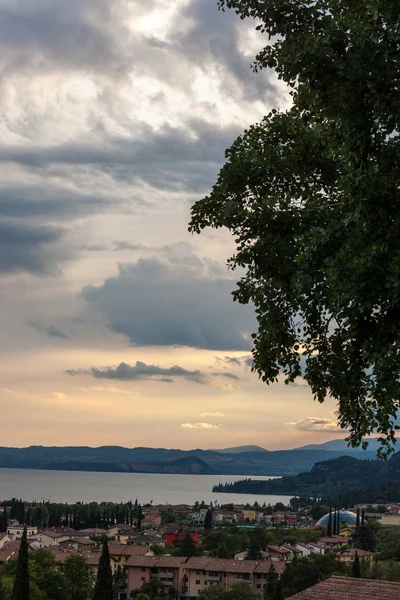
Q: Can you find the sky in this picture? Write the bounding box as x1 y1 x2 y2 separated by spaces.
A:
0 0 346 450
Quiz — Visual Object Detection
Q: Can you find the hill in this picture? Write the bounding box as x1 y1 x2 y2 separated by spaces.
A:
0 444 378 476
295 438 387 452
212 453 400 502
208 445 268 454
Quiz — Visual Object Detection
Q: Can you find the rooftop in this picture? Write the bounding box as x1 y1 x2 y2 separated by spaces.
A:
286 577 400 599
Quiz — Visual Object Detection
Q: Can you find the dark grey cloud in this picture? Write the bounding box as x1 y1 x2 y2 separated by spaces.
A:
0 221 65 274
30 322 71 340
80 247 256 350
217 355 254 367
67 361 207 384
0 121 238 194
178 0 278 103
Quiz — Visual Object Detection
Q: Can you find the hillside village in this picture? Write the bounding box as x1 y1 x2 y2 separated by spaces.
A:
2 499 400 599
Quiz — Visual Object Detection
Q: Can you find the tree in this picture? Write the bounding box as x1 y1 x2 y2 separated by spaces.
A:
189 0 400 456
356 508 360 528
93 537 113 600
246 538 262 561
137 505 143 531
180 532 197 557
264 564 278 600
204 509 213 531
280 553 346 597
333 511 337 537
352 552 361 578
327 509 332 537
11 526 29 600
199 582 257 600
62 554 94 600
353 524 376 552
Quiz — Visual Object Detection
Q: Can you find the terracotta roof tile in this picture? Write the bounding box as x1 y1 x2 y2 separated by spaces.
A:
287 576 400 599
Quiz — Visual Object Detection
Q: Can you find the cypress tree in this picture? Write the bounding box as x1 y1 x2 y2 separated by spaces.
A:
137 505 143 531
327 508 332 537
336 509 340 535
352 551 361 578
93 537 113 600
204 509 213 531
11 525 30 600
356 508 360 528
361 509 365 526
333 510 337 537
264 564 278 600
274 579 284 600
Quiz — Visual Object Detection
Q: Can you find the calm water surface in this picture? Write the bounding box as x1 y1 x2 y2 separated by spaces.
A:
0 468 290 505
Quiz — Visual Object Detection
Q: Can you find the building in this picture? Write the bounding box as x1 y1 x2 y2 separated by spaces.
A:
267 546 291 562
0 541 20 564
36 528 74 547
126 531 165 546
319 536 347 550
243 510 257 522
0 533 11 549
58 537 96 551
192 508 209 526
183 557 286 598
108 543 154 569
338 549 373 563
162 525 199 547
286 576 400 599
316 510 357 527
7 525 37 540
126 555 187 595
380 514 400 526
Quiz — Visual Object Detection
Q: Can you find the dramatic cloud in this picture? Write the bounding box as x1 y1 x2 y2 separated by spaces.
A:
286 417 341 433
81 247 256 350
0 221 65 274
66 361 207 384
181 423 221 429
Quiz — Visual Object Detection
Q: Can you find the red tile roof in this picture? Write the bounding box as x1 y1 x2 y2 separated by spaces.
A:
286 576 400 599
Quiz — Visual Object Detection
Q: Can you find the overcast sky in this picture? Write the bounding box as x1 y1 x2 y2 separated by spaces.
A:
0 0 344 450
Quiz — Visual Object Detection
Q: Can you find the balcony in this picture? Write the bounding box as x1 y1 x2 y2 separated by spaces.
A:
158 572 174 579
205 576 221 582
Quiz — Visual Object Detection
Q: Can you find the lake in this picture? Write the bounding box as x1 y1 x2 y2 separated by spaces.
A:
0 468 291 506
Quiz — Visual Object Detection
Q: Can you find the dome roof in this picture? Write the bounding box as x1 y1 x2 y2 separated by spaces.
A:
316 509 357 527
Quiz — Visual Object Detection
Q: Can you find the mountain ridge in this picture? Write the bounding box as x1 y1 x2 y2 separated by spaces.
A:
0 443 379 476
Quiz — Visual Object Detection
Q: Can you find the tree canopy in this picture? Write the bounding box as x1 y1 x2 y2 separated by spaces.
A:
189 0 400 455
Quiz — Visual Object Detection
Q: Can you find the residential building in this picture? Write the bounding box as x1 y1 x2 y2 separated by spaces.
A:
242 510 256 522
7 525 37 540
126 531 165 546
338 549 374 563
184 557 286 598
0 533 11 549
286 576 400 599
0 541 20 564
267 546 291 562
162 525 199 547
36 528 74 547
47 547 115 577
58 537 96 551
192 508 209 526
125 555 187 594
108 543 154 568
380 514 400 526
319 536 347 550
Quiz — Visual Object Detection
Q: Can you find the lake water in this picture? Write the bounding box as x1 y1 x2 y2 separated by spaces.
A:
0 468 291 506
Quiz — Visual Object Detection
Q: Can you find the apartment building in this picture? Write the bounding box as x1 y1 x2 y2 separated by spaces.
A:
126 555 187 594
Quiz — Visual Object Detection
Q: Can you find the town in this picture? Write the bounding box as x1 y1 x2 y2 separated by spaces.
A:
1 498 400 599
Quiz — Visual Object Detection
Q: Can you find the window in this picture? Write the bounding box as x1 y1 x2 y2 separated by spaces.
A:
257 574 261 579
257 585 261 589
196 571 201 575
196 580 201 585
141 577 145 582
142 568 146 572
